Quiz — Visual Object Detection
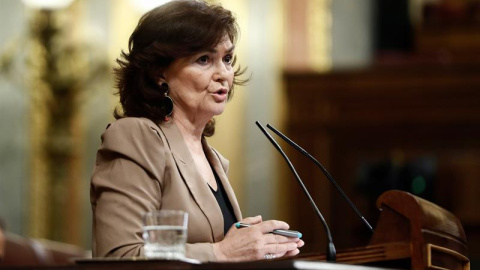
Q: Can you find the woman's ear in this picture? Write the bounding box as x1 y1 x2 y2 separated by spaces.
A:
156 68 167 85
157 75 166 85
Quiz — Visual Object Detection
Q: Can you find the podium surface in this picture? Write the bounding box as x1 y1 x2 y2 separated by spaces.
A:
74 258 401 270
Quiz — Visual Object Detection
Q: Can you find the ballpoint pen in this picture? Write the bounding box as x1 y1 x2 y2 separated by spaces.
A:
235 222 302 238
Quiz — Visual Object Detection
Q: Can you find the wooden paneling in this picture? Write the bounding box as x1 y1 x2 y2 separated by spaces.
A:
283 65 480 258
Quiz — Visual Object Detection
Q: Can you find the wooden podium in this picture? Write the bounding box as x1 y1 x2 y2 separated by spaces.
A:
297 190 470 270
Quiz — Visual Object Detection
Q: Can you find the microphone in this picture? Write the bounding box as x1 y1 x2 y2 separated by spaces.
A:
255 121 336 262
266 124 374 233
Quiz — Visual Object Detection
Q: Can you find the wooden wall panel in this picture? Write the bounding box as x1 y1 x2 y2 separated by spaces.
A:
283 65 480 258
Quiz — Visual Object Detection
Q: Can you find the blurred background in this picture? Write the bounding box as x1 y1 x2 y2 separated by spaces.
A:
1 0 479 267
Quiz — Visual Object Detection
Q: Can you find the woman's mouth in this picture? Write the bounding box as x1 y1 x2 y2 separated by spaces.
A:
212 89 228 102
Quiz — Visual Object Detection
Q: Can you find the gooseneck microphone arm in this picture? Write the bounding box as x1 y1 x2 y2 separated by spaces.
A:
255 121 336 262
266 124 374 233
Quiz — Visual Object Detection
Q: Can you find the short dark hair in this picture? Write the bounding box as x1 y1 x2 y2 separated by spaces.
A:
114 0 247 136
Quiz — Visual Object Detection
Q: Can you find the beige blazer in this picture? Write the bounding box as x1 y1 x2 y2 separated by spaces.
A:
90 117 242 262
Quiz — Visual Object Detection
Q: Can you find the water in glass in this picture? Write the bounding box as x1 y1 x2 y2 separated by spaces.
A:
143 225 187 259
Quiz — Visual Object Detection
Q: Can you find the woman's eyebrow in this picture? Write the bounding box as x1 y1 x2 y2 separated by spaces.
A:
226 45 235 53
207 45 236 54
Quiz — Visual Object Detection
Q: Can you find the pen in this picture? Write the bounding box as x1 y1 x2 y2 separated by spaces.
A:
235 222 302 238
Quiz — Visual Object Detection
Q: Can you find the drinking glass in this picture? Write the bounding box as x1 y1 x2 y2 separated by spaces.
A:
142 210 188 259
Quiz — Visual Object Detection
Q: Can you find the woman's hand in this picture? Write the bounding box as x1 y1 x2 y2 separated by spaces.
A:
212 215 304 262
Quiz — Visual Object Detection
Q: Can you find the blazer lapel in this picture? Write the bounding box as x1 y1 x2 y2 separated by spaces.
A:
203 138 243 222
159 121 224 242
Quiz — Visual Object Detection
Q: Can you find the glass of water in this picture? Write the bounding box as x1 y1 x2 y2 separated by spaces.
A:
142 210 188 260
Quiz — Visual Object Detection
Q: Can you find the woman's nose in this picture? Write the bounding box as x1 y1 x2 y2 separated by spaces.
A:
213 61 229 82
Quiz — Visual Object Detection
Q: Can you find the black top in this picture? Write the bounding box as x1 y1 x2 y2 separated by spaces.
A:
209 168 237 235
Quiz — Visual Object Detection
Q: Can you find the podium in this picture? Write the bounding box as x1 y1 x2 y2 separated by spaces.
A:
75 258 402 270
296 190 470 270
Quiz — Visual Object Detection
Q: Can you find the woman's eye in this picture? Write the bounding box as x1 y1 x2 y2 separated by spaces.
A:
224 54 233 64
197 55 209 64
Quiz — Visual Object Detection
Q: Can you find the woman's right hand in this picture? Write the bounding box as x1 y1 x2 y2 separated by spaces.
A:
212 215 304 262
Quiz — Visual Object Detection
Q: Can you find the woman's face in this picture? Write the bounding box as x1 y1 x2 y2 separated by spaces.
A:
164 36 235 123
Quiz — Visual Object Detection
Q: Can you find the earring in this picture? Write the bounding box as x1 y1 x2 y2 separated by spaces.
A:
159 82 173 120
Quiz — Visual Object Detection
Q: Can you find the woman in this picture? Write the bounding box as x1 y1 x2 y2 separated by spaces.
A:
90 0 303 262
